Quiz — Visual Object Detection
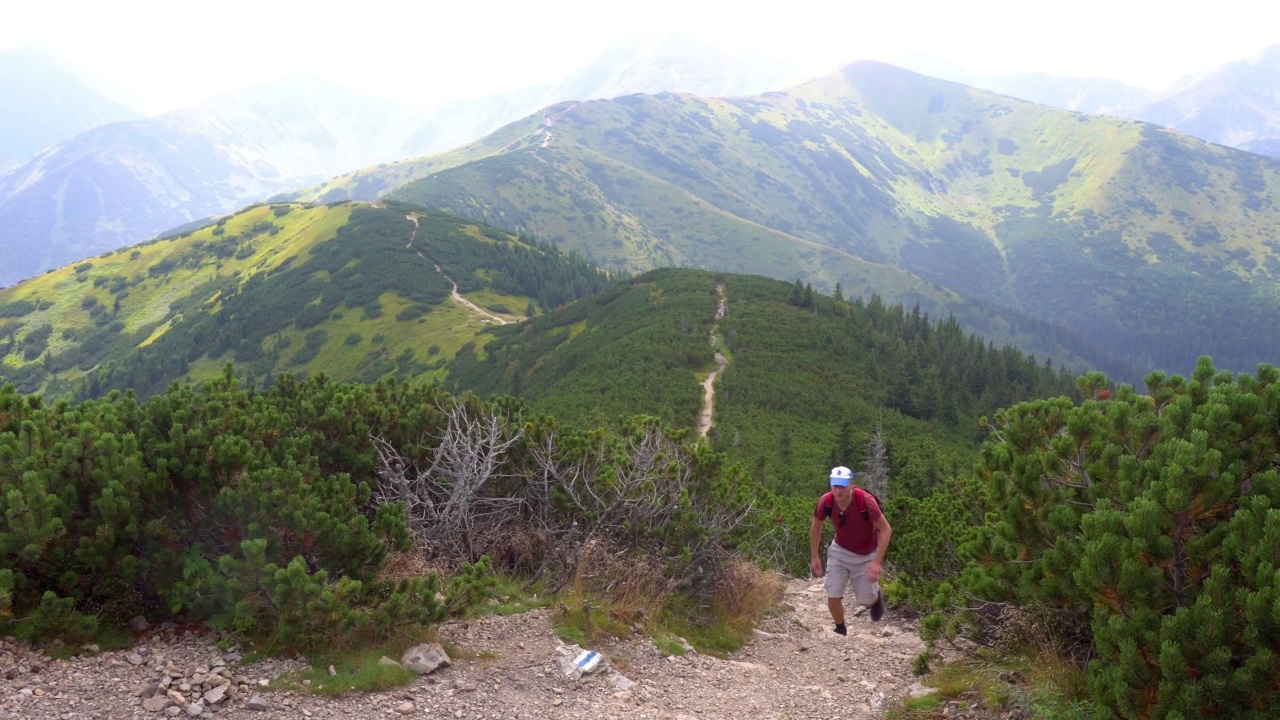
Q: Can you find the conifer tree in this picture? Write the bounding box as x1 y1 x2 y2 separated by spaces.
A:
789 279 804 306
968 358 1280 716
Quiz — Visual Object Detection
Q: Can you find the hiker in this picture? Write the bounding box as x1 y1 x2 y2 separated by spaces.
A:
809 466 891 635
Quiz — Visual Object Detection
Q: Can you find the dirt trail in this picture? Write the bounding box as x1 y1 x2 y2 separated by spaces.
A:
404 213 419 249
416 577 929 720
698 283 729 438
404 213 508 325
1 578 928 719
697 353 727 438
447 281 507 325
536 103 579 149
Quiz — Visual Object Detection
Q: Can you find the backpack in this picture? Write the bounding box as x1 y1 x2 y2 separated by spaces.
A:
823 487 881 522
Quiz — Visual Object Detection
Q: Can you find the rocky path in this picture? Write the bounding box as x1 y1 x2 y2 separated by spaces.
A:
697 283 729 438
1 579 928 720
536 104 579 149
404 214 420 249
696 352 728 438
445 281 508 325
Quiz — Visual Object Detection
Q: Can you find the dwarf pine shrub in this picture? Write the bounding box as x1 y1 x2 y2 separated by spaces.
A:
0 372 435 648
965 359 1280 716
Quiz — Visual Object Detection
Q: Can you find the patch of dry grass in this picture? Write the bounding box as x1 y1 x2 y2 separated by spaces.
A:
712 559 786 632
375 550 440 581
563 540 675 631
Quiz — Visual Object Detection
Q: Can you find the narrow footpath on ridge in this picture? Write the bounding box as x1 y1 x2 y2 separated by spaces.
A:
536 103 579 149
697 283 729 438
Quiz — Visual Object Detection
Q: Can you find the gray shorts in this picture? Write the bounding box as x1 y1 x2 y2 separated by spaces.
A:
824 541 879 606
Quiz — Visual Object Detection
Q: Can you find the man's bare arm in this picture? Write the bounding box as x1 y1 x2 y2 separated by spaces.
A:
809 516 825 575
872 514 892 564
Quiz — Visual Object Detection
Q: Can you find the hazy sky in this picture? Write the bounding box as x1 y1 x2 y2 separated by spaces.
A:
4 0 1279 114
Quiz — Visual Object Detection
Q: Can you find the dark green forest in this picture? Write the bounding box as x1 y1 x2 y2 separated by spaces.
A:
448 269 1077 498
448 270 717 426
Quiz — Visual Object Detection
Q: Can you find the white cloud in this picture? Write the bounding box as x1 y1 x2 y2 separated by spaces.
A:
3 0 1278 114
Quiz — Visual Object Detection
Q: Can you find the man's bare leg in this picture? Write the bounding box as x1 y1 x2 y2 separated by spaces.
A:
828 597 845 624
828 597 847 634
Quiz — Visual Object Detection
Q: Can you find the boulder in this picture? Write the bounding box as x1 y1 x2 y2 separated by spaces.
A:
909 683 938 698
610 673 638 692
556 644 607 680
400 643 451 675
202 684 227 705
142 696 173 712
134 682 162 699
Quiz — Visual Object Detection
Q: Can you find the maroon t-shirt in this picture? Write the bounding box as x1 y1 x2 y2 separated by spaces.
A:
814 489 882 555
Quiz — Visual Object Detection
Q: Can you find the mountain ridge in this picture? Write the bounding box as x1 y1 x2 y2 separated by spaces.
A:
345 60 1280 375
905 44 1280 158
1133 44 1280 150
0 35 800 288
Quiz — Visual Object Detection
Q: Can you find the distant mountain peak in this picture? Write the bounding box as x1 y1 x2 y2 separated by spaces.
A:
0 47 141 170
550 32 801 103
1135 43 1280 150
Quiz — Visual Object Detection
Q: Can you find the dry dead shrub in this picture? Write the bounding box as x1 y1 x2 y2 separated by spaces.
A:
713 557 785 630
376 550 441 582
988 604 1049 653
567 539 675 624
471 524 548 574
985 603 1090 665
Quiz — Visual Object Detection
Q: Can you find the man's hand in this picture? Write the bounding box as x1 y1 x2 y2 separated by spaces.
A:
810 556 823 577
867 559 881 583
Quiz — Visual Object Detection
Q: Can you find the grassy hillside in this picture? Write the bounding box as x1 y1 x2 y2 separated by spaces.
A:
308 62 1280 377
0 201 612 398
448 268 1077 495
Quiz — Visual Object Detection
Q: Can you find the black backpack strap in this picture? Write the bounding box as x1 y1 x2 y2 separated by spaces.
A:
854 487 870 521
822 492 834 518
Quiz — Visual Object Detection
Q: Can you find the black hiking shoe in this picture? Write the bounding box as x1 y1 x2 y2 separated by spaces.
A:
870 593 885 622
834 623 847 636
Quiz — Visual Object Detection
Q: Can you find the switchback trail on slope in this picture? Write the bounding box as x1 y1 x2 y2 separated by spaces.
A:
404 213 508 326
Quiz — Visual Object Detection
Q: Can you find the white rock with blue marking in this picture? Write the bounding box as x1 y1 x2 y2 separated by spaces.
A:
556 644 609 679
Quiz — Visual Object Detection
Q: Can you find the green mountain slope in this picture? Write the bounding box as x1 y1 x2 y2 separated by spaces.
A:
316 62 1280 376
447 267 1078 493
0 201 611 398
